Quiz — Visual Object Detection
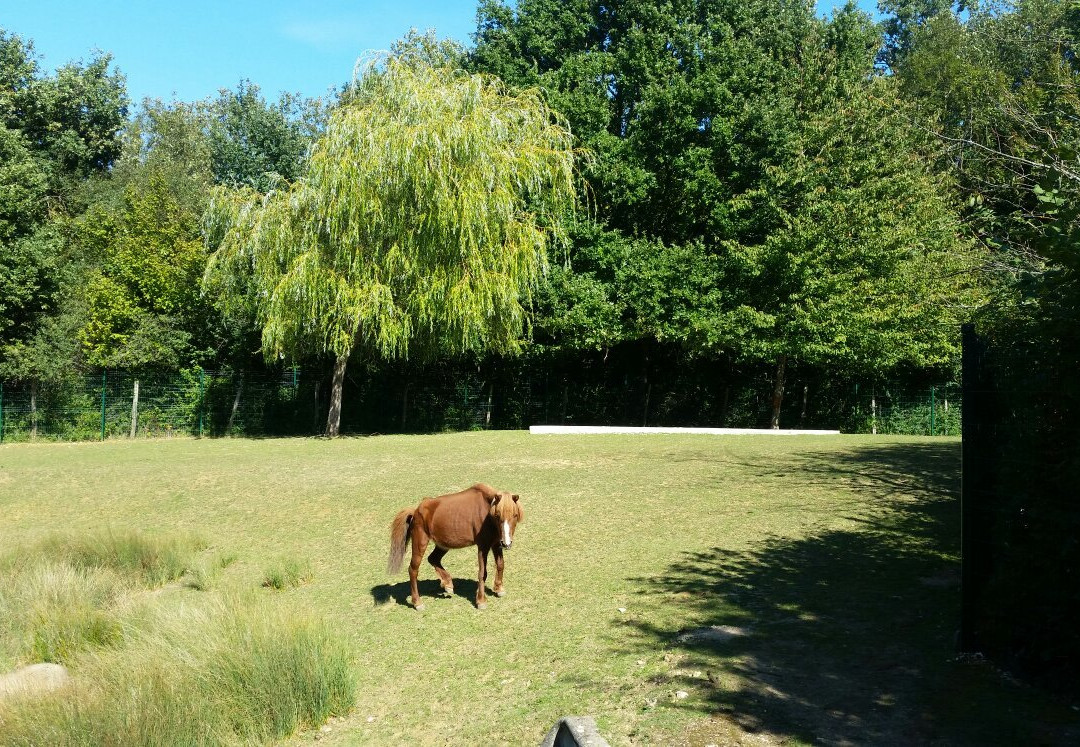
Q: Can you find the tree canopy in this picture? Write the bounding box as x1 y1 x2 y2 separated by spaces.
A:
469 0 979 424
205 55 580 435
0 28 127 382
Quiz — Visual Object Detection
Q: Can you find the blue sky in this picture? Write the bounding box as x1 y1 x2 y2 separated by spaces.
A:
1 0 879 106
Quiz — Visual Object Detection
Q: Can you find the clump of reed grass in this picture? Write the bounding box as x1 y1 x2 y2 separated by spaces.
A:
0 530 205 668
0 598 356 745
182 551 238 592
16 530 208 587
0 562 130 668
1 534 352 743
261 556 312 590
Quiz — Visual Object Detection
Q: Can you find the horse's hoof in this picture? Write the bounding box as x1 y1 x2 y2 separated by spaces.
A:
476 601 487 610
414 603 425 612
494 590 506 597
441 586 454 597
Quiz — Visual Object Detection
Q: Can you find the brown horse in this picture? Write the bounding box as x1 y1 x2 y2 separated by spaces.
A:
387 483 523 610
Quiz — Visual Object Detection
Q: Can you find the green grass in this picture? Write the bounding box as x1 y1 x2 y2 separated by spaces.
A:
1 433 1076 745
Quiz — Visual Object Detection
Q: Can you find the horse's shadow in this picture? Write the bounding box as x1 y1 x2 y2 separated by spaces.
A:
371 578 481 607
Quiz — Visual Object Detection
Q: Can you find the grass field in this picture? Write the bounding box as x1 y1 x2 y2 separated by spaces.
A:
1 432 1077 745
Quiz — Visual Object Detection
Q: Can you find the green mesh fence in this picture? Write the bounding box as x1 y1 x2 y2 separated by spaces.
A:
0 368 311 443
848 384 962 436
0 364 961 443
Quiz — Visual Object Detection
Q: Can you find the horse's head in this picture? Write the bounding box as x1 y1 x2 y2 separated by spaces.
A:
489 492 523 550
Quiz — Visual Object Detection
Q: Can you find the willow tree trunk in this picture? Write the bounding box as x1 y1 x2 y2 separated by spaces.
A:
326 354 348 437
227 372 244 435
770 355 787 430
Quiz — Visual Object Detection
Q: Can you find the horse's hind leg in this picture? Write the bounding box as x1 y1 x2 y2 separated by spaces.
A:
408 528 430 611
427 546 453 595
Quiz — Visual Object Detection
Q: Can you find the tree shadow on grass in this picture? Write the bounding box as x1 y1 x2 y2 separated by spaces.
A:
370 578 481 607
625 441 1080 745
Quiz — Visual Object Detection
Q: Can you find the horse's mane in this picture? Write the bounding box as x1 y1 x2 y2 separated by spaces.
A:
472 483 497 498
492 492 523 523
473 483 523 522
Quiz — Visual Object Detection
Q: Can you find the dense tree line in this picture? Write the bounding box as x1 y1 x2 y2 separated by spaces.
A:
1 0 1076 430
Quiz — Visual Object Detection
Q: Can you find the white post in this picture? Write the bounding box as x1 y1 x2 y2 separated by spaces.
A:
129 379 140 439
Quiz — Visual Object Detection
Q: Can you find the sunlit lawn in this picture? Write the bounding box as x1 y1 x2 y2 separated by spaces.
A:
1 432 1075 744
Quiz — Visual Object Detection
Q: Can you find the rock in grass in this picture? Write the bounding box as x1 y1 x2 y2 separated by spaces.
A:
0 663 71 701
540 716 610 747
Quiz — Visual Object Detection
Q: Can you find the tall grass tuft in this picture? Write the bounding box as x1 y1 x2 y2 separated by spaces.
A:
261 557 313 590
15 530 208 586
0 598 356 745
0 563 130 668
0 531 206 671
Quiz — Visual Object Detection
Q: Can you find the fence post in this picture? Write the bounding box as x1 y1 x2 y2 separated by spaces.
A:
0 380 4 444
198 367 205 437
100 371 107 441
930 385 936 436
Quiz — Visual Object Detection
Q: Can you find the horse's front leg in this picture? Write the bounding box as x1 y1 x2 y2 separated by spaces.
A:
475 545 489 610
492 545 506 597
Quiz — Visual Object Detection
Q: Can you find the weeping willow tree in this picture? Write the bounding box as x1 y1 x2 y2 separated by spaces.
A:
205 57 580 436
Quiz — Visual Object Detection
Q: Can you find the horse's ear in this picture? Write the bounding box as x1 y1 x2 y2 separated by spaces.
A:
512 494 520 502
490 493 501 505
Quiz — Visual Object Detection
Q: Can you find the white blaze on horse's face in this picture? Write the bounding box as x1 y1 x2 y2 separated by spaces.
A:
502 519 512 548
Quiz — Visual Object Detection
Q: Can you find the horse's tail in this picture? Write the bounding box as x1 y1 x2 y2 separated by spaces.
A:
387 508 414 575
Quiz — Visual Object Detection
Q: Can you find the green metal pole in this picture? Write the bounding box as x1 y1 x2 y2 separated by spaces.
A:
293 365 298 389
198 367 205 437
930 386 936 436
854 382 860 431
1 380 5 444
100 371 107 441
